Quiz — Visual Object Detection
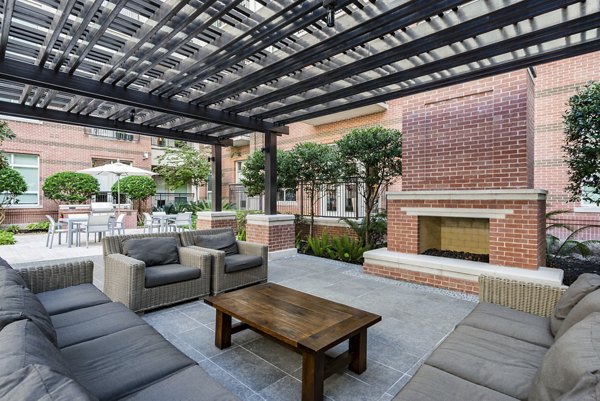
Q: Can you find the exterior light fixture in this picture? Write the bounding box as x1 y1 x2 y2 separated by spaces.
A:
207 156 216 162
129 109 135 122
323 0 337 27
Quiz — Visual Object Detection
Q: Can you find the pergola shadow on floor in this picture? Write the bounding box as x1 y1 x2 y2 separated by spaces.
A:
12 254 476 401
0 1 599 212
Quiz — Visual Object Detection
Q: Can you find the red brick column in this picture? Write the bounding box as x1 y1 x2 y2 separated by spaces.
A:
246 214 296 258
196 211 237 231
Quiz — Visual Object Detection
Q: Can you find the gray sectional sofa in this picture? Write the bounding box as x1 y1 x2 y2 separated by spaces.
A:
394 274 600 401
0 257 239 401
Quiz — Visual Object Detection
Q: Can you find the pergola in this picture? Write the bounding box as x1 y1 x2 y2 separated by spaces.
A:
0 0 598 212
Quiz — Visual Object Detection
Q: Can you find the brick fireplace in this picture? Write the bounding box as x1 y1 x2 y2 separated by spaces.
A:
363 70 563 293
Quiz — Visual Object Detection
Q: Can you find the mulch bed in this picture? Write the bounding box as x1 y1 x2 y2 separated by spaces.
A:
549 256 600 286
422 248 489 263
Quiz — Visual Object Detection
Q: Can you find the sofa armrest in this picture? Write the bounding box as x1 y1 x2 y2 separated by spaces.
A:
16 260 94 294
188 246 225 267
479 275 567 317
237 241 268 261
179 247 211 277
103 254 145 311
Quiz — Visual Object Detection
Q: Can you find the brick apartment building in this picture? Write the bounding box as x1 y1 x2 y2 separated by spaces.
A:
1 52 599 233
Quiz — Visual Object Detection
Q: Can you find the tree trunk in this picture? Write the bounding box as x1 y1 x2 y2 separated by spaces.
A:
364 185 373 247
309 190 315 237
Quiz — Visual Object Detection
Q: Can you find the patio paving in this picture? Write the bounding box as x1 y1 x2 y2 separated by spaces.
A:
5 233 478 401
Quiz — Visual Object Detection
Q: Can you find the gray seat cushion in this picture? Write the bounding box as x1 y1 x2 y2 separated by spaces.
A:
555 289 600 340
529 312 600 401
224 254 263 273
36 283 111 316
551 273 600 335
194 229 238 256
0 320 71 378
123 237 180 267
52 302 147 348
145 264 201 288
61 325 194 401
121 365 240 401
459 302 554 348
0 364 96 401
0 278 57 345
393 364 519 401
426 325 547 400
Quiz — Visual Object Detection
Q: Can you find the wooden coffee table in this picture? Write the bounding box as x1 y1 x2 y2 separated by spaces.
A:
204 283 381 401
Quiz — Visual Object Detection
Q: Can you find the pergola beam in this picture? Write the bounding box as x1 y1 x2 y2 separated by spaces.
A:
0 101 233 146
0 58 288 134
0 0 16 59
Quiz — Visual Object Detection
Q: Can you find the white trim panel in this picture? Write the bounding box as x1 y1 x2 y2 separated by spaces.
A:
401 207 514 219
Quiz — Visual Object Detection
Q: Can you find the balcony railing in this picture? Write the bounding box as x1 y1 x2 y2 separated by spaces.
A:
90 129 138 142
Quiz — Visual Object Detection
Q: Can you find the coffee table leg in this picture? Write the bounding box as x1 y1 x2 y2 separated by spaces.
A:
215 310 232 349
349 328 367 374
302 350 325 401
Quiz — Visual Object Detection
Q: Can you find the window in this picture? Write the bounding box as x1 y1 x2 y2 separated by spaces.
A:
4 153 39 205
277 189 296 202
581 185 600 207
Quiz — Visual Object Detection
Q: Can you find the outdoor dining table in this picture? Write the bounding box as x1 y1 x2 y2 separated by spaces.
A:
150 214 178 232
59 215 88 248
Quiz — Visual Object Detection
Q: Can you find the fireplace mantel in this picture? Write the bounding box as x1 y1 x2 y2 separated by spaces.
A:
388 189 547 201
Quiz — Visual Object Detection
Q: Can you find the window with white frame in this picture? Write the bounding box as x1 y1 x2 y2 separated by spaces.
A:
278 189 296 202
4 153 39 205
581 184 600 207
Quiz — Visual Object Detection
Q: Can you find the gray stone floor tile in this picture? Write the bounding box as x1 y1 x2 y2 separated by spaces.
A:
345 359 405 391
324 372 385 401
176 324 236 358
387 374 413 396
378 393 395 401
199 359 259 400
211 347 287 393
243 337 302 374
145 310 203 335
179 301 218 324
259 375 302 401
366 334 422 374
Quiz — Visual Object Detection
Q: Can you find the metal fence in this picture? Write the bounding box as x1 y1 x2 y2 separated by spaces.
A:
94 192 194 210
546 215 600 241
228 178 387 219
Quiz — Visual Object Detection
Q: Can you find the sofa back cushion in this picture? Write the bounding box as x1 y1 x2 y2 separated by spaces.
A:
0 268 57 346
194 229 238 256
0 364 97 401
556 289 600 340
529 312 600 401
551 273 600 336
123 237 180 267
0 320 70 377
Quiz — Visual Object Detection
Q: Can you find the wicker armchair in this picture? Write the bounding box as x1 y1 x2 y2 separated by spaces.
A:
180 228 268 295
102 232 211 312
479 275 568 317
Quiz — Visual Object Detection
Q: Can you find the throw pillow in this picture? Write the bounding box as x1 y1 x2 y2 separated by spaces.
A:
556 289 600 340
551 273 600 335
0 280 57 346
123 237 180 267
529 312 600 401
194 230 238 256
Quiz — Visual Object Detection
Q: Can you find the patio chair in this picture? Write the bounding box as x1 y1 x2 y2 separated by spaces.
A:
80 214 112 248
168 212 193 232
180 228 268 295
45 215 68 249
112 213 126 235
142 212 161 233
102 232 211 312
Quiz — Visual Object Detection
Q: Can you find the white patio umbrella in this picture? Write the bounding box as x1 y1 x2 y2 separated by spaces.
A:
78 162 156 213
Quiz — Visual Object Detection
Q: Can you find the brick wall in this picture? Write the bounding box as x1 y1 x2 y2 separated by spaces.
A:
196 218 237 232
246 222 295 252
1 119 152 225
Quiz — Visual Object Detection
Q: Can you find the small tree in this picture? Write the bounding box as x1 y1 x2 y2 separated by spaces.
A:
112 176 156 222
336 126 402 247
154 142 211 190
0 121 16 169
42 172 100 204
290 142 340 236
240 150 297 197
564 82 600 204
0 167 27 224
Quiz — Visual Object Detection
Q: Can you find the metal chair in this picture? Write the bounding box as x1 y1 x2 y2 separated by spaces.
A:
143 212 162 233
45 215 68 249
80 214 112 248
112 213 126 235
168 212 193 232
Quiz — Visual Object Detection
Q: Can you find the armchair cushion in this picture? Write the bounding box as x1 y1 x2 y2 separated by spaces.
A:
145 264 201 288
194 230 238 256
224 254 263 273
551 273 600 335
123 237 180 267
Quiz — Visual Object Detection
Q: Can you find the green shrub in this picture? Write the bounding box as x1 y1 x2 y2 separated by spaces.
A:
5 225 20 234
327 235 371 263
25 221 50 232
42 172 100 204
0 230 16 245
305 232 332 257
